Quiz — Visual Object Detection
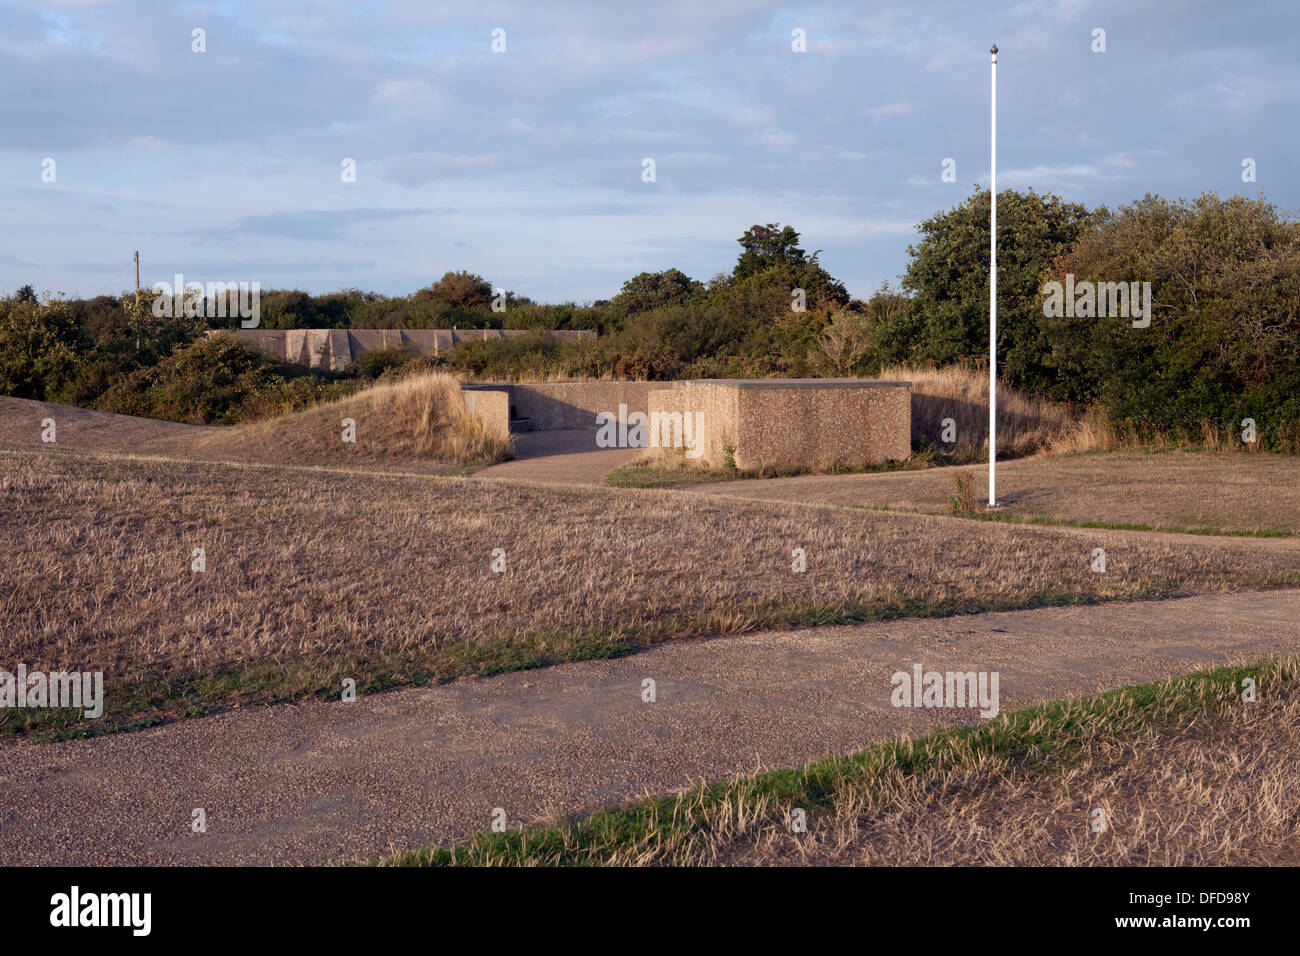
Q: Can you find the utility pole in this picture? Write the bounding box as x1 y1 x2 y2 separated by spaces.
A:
133 250 142 352
988 43 999 507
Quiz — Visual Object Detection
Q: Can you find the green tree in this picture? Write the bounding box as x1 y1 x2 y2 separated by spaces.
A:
420 271 493 311
733 224 808 279
731 224 850 314
0 297 81 400
611 268 704 316
258 289 315 329
855 282 916 370
1050 192 1300 447
900 188 1093 396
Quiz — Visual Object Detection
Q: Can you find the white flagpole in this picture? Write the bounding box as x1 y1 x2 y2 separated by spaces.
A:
988 43 999 507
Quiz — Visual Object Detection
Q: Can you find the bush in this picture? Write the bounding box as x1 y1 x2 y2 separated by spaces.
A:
349 345 417 381
95 334 353 424
0 298 80 401
1048 193 1300 450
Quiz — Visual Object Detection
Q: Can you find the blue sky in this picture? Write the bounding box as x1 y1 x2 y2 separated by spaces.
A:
1 0 1295 303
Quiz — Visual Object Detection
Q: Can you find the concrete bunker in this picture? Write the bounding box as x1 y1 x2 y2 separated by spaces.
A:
462 378 912 473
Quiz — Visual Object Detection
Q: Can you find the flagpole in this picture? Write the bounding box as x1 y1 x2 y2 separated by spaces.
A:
988 43 999 507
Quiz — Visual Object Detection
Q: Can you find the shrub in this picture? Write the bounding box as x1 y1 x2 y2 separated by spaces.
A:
950 471 976 514
94 334 351 424
0 298 80 401
1048 193 1300 451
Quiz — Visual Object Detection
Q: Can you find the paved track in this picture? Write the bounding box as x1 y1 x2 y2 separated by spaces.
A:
473 429 636 485
4 589 1298 865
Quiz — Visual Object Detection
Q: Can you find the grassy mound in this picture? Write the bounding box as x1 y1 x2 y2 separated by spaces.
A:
0 372 510 472
193 371 509 469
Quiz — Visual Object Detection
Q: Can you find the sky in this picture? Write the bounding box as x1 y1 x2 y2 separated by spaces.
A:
1 0 1296 303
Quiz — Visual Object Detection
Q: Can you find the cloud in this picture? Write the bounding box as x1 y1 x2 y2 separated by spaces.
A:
231 208 439 240
863 101 912 123
369 78 450 114
758 127 796 146
1 0 1298 302
383 153 503 187
996 162 1133 192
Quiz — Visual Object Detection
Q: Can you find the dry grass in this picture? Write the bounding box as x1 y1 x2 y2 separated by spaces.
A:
3 447 1300 734
884 363 1285 459
381 658 1300 866
1051 412 1298 455
730 663 1300 866
688 450 1300 537
0 371 508 473
207 370 510 467
882 363 1091 460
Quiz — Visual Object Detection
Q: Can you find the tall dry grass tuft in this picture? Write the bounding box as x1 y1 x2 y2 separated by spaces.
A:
370 372 511 463
1068 415 1280 456
889 365 1266 459
882 364 1094 460
1046 407 1120 455
949 470 977 514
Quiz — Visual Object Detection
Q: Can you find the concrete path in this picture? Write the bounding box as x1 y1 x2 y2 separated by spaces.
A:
4 589 1298 866
473 429 637 485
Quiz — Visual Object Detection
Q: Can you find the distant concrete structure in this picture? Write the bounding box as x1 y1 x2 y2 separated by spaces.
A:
222 328 595 372
462 378 912 472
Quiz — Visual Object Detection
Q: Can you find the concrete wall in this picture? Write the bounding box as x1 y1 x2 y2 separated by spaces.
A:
648 379 911 471
647 387 686 448
648 381 738 466
461 381 658 431
506 382 659 430
460 388 510 442
222 328 595 371
732 379 911 471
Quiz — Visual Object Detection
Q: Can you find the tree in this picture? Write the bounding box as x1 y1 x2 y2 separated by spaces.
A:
258 289 315 329
853 282 916 369
1050 192 1300 446
900 188 1093 396
420 271 493 311
733 224 808 280
818 310 873 375
731 224 850 313
611 268 703 316
0 297 80 400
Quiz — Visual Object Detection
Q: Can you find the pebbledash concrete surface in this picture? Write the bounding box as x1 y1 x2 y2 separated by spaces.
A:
464 378 913 472
222 328 595 371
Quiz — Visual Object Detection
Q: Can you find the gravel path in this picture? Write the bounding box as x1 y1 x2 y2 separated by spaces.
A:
4 589 1298 866
473 429 637 485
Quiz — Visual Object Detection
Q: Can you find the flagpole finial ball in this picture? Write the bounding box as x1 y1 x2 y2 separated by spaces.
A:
990 44 998 54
